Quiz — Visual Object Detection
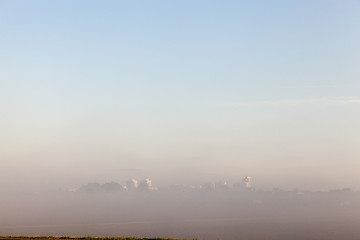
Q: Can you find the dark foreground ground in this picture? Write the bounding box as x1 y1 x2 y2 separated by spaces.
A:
0 237 189 240
1 218 360 240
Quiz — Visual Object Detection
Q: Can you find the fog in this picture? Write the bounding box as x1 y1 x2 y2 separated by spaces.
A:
1 0 360 239
1 179 360 240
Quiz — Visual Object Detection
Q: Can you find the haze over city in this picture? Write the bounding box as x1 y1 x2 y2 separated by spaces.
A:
1 0 360 239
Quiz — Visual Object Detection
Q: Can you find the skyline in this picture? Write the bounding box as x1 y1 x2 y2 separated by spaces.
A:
1 0 360 192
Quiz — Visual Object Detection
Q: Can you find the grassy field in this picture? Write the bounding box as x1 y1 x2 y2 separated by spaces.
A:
0 237 194 240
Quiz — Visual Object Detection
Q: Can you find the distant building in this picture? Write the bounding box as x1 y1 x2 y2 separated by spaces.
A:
125 178 139 191
234 176 252 190
102 182 126 193
78 182 125 193
202 182 216 191
242 176 252 188
138 178 158 191
215 181 230 190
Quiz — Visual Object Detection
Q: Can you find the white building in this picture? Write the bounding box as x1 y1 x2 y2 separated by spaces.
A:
125 178 139 191
233 176 252 190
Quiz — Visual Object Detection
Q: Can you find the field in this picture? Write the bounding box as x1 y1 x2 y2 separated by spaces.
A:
0 237 192 240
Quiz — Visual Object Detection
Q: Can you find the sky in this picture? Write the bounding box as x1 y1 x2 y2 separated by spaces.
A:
1 0 360 191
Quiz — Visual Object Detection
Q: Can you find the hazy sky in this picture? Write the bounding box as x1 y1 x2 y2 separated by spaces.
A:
1 0 359 191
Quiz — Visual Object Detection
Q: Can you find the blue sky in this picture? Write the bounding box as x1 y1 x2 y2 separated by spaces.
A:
1 0 360 190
